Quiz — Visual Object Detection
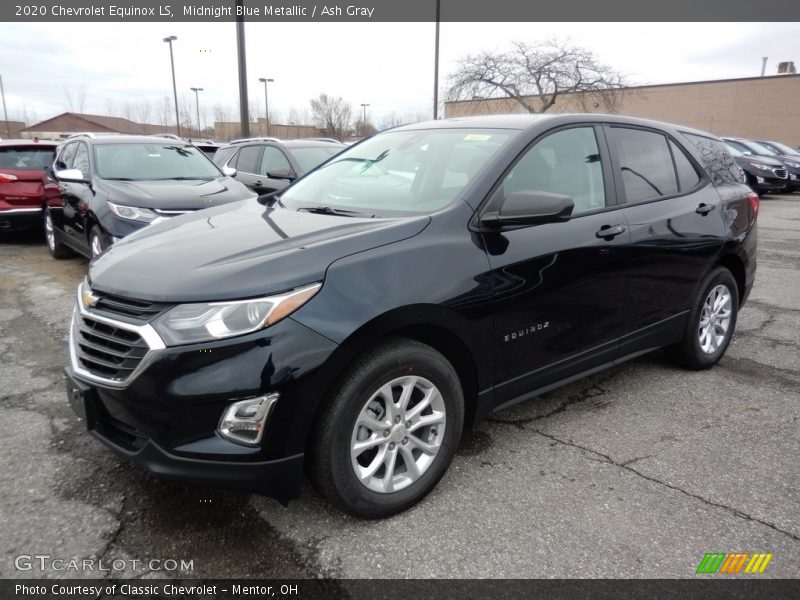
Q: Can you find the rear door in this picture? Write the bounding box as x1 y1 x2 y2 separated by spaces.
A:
605 125 726 356
483 124 630 407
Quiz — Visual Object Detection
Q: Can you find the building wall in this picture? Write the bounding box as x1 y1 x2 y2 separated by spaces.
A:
214 121 322 142
445 75 800 146
1 120 27 139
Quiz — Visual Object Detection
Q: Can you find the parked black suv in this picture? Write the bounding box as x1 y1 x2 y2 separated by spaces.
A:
46 134 255 258
724 143 788 196
753 139 800 192
66 115 757 518
213 137 345 194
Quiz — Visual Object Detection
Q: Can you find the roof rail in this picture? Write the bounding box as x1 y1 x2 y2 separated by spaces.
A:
150 133 183 140
301 137 342 143
229 136 282 144
65 132 97 140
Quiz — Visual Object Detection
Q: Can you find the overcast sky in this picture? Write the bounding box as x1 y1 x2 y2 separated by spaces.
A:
0 21 797 129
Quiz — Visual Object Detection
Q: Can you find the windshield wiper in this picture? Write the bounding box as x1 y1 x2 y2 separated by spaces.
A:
296 205 373 218
104 177 137 181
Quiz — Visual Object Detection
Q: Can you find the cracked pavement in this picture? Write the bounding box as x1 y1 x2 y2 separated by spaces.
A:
1 194 798 579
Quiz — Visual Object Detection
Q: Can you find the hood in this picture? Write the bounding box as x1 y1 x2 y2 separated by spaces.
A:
89 199 430 302
734 155 783 168
97 176 255 210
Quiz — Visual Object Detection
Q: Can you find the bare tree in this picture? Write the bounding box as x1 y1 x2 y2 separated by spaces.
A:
447 40 625 114
104 98 118 117
63 86 87 113
310 93 353 141
133 99 153 126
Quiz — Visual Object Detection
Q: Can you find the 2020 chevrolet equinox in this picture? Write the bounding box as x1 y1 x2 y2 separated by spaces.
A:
66 115 757 518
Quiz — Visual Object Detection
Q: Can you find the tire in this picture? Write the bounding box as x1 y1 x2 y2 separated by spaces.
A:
44 208 73 259
666 266 739 370
308 337 464 518
89 226 110 258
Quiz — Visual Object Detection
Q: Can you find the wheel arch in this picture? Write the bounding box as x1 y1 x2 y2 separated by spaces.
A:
715 253 746 303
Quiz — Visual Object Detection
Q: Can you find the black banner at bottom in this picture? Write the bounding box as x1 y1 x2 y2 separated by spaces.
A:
2 579 800 600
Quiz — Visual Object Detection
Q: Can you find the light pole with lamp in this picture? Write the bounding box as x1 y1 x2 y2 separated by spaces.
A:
360 103 370 137
163 36 181 138
190 87 203 138
259 78 274 137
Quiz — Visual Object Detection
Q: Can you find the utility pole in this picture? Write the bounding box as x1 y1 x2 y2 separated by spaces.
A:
259 78 274 136
0 74 9 138
433 0 441 119
190 87 203 137
360 103 370 137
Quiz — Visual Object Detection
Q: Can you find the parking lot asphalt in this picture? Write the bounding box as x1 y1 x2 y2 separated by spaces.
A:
1 194 798 580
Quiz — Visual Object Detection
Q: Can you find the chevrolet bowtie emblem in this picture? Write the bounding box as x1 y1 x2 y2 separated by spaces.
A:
81 288 100 308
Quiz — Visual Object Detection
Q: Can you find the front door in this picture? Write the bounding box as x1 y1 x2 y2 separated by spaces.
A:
483 125 629 408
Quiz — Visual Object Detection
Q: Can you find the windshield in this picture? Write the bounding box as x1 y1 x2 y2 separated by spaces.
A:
280 129 513 216
94 143 221 180
0 146 55 169
745 141 778 156
724 144 744 157
765 141 800 156
290 146 342 173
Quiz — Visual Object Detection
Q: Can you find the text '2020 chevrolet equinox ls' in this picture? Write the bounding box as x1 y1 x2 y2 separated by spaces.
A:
66 115 757 518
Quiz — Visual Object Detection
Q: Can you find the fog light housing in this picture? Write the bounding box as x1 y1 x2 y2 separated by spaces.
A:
218 393 279 446
756 176 765 183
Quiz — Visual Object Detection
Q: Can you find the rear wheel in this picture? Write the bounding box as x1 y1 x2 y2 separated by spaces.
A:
44 209 72 259
308 338 464 518
667 266 738 370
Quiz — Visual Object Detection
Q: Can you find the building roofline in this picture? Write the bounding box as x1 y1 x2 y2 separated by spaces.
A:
444 73 800 104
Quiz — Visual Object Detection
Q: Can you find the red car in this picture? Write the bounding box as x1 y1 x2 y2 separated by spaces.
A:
0 139 61 232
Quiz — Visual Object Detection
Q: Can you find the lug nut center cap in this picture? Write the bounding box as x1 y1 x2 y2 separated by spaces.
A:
390 426 406 443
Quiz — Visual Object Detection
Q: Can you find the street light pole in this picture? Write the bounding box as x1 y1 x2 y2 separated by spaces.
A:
360 103 370 137
190 87 203 138
259 78 274 137
433 0 440 119
163 36 181 138
236 0 250 139
0 74 9 138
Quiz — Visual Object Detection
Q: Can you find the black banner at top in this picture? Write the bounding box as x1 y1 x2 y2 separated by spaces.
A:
2 0 800 22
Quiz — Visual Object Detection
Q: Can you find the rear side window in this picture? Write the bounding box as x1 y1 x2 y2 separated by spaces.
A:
608 127 678 203
681 133 740 185
56 143 78 169
0 146 55 169
234 145 262 173
669 140 701 192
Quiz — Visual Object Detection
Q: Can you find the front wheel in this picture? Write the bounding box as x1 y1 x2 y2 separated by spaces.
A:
89 226 110 258
667 266 739 370
308 338 464 518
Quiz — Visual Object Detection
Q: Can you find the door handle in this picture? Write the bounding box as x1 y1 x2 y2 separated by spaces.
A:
595 224 626 240
254 180 263 186
696 203 715 215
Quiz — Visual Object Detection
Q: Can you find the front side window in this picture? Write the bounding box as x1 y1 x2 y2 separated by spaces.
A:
213 146 238 167
93 144 221 181
290 146 341 173
501 126 607 214
72 143 90 179
610 127 678 203
56 143 78 169
280 129 513 217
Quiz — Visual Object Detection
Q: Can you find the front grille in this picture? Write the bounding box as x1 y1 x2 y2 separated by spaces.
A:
91 292 170 322
774 168 788 179
74 312 149 381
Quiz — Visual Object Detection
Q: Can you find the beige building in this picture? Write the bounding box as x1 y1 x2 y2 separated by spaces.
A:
445 74 800 146
213 120 323 142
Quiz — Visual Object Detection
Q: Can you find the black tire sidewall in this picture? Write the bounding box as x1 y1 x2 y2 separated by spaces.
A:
325 343 464 518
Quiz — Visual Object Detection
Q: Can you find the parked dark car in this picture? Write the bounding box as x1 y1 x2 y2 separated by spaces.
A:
0 139 60 232
66 115 757 518
723 143 788 196
213 137 345 194
753 139 800 192
722 137 798 193
46 134 255 259
190 139 222 158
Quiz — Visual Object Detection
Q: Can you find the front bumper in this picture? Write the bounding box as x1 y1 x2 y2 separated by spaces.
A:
66 309 339 501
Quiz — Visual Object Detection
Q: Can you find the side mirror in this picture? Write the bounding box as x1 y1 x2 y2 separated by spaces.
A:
221 165 237 177
481 191 574 228
54 168 88 183
267 169 295 181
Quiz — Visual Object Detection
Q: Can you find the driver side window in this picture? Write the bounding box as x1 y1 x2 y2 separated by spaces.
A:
502 127 607 215
261 146 292 176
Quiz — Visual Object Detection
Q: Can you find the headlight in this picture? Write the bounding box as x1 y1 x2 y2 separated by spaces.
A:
152 282 321 346
108 201 160 223
748 163 773 172
785 161 800 169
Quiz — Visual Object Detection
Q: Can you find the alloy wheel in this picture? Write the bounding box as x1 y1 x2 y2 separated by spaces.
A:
350 375 446 494
698 284 732 354
44 211 55 251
